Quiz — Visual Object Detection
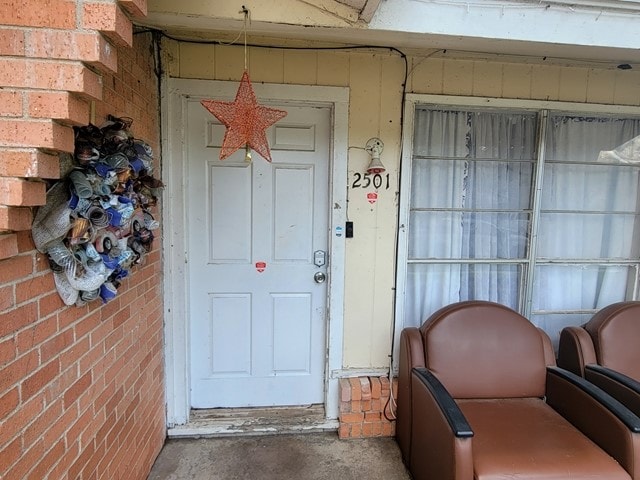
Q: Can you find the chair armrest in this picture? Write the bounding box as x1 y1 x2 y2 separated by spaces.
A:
412 368 473 437
410 368 473 480
546 366 640 479
586 364 640 418
557 326 597 376
396 327 425 465
399 327 425 375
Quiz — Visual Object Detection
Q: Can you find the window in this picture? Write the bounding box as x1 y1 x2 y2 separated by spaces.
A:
400 104 640 348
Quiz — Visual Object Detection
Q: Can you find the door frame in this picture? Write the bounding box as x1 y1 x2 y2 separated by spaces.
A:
162 77 349 427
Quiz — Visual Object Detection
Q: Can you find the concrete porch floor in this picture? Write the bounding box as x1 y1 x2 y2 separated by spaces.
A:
147 432 411 480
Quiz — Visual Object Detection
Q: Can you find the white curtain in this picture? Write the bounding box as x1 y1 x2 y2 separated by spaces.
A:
405 109 640 343
532 116 640 344
406 110 467 323
405 108 536 327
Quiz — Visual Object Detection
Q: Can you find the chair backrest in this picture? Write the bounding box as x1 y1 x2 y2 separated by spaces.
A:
419 301 553 399
584 301 640 380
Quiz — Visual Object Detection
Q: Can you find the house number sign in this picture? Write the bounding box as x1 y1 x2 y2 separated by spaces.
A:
351 173 391 190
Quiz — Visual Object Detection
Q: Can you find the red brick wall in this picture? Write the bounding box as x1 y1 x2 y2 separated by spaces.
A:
338 376 397 439
0 1 166 479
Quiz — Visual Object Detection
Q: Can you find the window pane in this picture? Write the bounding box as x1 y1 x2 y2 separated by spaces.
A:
404 263 521 328
413 108 537 160
532 264 631 311
542 163 640 213
546 115 640 163
531 313 592 349
408 211 463 259
410 159 468 209
538 213 640 259
413 108 469 158
409 211 529 259
467 111 538 161
411 159 533 210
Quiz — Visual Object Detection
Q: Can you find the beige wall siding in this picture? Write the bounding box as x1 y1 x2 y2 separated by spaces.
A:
471 61 503 98
179 43 215 78
409 56 640 104
343 52 405 367
250 47 285 83
283 50 318 84
531 65 561 101
167 40 640 369
586 68 617 104
502 64 533 99
344 52 382 367
559 67 589 102
614 72 640 105
317 51 350 86
443 59 475 96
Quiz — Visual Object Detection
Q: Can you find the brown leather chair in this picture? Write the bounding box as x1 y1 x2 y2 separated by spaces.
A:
396 300 640 480
558 301 640 417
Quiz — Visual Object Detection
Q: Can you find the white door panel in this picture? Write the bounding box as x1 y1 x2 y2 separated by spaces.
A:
187 100 330 408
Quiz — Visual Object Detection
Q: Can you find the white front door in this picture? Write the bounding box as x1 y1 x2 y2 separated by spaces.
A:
186 99 330 408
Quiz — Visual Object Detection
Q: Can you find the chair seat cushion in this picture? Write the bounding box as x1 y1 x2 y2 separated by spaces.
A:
458 398 630 480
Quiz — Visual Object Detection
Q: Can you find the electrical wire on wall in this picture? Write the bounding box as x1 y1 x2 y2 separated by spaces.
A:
135 24 422 420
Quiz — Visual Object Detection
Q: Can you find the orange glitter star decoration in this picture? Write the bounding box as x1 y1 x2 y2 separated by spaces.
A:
201 71 287 162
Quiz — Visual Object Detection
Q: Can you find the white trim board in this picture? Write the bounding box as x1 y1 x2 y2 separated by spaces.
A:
162 78 349 427
404 94 640 115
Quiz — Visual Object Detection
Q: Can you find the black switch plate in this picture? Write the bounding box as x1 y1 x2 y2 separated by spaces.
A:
345 221 354 238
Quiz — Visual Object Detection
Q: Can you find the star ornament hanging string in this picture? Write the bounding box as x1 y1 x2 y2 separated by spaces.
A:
201 71 287 162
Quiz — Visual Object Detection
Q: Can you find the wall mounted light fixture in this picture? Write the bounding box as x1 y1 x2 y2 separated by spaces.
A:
365 137 385 174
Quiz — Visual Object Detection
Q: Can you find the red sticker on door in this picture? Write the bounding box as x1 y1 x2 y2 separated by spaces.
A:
255 261 266 273
367 192 378 204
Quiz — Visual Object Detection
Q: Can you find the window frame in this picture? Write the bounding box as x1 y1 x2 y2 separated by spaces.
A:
394 94 640 369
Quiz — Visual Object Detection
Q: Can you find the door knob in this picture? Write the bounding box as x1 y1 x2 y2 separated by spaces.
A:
314 272 326 284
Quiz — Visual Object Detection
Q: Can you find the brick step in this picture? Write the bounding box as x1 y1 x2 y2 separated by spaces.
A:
0 205 33 232
0 59 103 101
83 2 133 48
0 177 46 207
118 0 148 18
0 233 18 260
0 149 60 179
26 30 118 74
339 375 398 439
0 0 76 29
0 119 74 153
29 91 90 127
